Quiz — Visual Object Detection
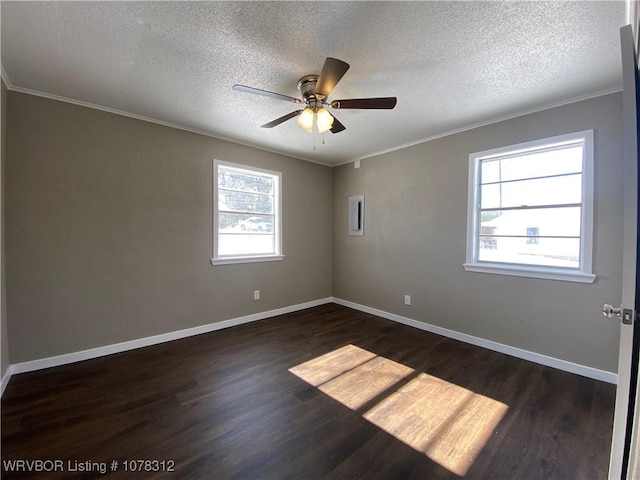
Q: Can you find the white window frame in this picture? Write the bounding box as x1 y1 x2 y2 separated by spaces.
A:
463 130 595 283
211 160 283 266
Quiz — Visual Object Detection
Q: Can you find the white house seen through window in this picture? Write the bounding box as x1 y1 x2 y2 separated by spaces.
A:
212 160 283 265
464 130 595 283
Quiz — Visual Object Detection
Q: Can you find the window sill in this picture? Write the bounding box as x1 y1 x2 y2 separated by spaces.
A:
463 262 596 283
211 255 284 266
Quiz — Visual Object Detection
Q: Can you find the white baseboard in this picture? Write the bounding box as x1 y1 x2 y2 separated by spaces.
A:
1 366 13 396
7 297 333 379
1 295 616 398
332 297 618 385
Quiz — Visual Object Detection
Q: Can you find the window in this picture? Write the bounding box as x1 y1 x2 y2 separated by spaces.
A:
212 160 283 265
464 130 595 283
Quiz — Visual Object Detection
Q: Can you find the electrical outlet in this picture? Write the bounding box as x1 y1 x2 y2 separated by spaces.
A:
254 290 260 300
404 295 411 306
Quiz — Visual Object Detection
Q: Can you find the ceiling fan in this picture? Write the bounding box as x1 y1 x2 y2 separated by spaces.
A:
232 57 397 134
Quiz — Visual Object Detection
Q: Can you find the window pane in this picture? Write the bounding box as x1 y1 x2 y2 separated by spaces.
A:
218 169 274 195
467 132 593 279
219 213 273 233
479 207 581 237
480 144 583 184
478 236 580 268
218 233 275 256
480 173 582 209
218 189 273 214
214 161 281 261
480 160 501 185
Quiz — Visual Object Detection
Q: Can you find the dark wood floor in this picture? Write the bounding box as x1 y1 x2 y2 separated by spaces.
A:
2 303 615 479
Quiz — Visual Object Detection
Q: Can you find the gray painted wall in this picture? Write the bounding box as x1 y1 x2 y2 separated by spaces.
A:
3 89 625 374
5 92 333 363
333 93 623 373
1 79 8 377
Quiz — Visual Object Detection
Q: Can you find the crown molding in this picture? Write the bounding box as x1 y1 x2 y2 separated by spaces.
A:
337 86 623 167
3 76 622 170
4 83 333 167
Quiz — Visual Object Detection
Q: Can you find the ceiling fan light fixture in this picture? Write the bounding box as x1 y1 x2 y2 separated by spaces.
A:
297 107 315 132
316 108 334 133
236 57 396 136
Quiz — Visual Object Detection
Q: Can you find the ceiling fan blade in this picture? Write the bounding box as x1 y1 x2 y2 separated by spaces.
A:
233 84 302 104
314 57 350 98
261 110 304 128
330 115 346 134
330 97 397 109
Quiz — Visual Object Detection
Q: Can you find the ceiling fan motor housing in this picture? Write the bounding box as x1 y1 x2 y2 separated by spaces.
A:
297 75 322 107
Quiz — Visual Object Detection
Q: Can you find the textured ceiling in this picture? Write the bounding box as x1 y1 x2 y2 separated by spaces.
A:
0 1 626 166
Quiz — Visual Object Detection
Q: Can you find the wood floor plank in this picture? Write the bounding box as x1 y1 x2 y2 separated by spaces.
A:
2 303 615 479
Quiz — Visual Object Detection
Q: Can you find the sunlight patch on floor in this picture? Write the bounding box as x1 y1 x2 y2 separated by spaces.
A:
288 344 378 387
364 372 508 476
289 344 509 476
289 344 414 410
